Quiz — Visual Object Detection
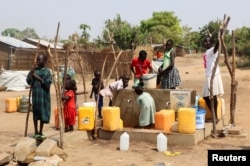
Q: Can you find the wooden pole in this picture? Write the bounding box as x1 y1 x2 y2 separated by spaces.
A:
108 33 119 80
24 40 40 137
90 54 108 140
73 35 87 102
230 31 237 125
210 15 230 137
48 22 65 148
104 50 123 87
221 17 237 126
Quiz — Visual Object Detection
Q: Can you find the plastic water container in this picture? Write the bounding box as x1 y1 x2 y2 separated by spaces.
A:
102 106 121 131
157 133 167 152
198 97 222 120
5 98 17 113
82 102 96 107
54 108 60 130
120 132 129 151
142 74 157 89
19 96 29 113
220 98 225 116
196 109 206 129
78 102 96 130
178 108 196 134
119 119 123 129
155 110 175 132
16 96 22 111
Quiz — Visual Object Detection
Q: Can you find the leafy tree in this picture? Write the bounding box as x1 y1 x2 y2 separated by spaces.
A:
234 26 250 56
21 28 39 39
1 27 39 39
198 20 221 50
1 28 22 38
139 11 183 44
79 24 91 44
182 25 200 52
99 14 136 50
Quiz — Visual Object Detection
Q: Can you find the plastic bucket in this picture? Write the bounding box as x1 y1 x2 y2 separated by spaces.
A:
142 74 157 89
196 109 206 129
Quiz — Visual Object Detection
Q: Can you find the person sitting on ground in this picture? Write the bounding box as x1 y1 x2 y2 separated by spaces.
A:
100 75 130 106
133 85 156 129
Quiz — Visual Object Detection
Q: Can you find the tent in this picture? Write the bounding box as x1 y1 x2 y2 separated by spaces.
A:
0 70 29 91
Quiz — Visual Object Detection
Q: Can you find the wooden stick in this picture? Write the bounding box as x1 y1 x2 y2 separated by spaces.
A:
210 15 230 137
60 46 70 129
104 50 123 87
108 33 119 80
24 40 40 137
73 36 87 102
54 22 65 149
230 31 237 125
48 22 65 148
90 54 108 140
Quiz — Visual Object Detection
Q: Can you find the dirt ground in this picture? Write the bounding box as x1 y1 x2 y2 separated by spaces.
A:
0 55 250 166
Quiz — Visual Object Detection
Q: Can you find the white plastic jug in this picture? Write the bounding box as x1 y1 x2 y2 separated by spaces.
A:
157 133 167 152
120 132 129 151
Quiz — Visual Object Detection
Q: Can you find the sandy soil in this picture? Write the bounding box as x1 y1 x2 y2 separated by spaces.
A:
0 55 250 166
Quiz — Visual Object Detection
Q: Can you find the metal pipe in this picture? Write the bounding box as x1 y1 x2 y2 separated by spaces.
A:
127 99 132 107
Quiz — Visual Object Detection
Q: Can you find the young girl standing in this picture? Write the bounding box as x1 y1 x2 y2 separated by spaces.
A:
158 39 181 89
62 79 76 132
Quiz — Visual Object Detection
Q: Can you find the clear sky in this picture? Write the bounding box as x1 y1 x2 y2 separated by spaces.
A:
1 0 249 41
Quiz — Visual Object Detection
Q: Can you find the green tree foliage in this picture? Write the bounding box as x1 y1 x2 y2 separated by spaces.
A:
99 14 136 50
1 27 39 39
96 12 183 49
21 28 39 39
1 28 21 38
234 26 250 56
198 20 221 47
79 24 91 44
140 11 183 44
182 25 200 52
198 20 232 53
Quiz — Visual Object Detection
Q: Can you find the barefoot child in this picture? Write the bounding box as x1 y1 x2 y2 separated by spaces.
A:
62 79 76 132
26 54 52 139
90 70 104 118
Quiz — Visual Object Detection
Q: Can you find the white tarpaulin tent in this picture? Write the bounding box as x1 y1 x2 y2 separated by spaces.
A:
0 70 29 91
